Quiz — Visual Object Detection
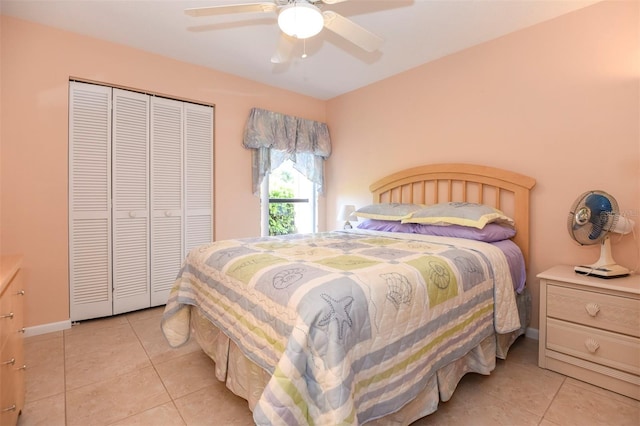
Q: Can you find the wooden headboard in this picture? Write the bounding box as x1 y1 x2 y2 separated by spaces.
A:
369 163 536 268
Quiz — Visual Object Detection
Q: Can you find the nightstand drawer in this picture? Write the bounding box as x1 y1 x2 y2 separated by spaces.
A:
547 318 640 375
547 283 640 337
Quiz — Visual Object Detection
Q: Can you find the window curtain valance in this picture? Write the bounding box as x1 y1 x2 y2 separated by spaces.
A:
242 107 331 195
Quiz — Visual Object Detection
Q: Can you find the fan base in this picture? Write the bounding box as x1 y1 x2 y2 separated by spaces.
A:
574 264 630 278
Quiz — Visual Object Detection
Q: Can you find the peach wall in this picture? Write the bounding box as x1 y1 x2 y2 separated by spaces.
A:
0 16 326 327
326 0 639 330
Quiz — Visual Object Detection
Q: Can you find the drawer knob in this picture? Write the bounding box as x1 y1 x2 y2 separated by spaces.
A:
585 303 600 317
584 338 600 353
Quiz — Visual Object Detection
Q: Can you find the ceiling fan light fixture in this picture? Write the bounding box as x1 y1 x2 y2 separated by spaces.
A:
278 2 324 39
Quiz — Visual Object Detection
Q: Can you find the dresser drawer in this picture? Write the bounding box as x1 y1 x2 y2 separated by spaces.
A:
547 318 640 375
547 283 640 337
0 283 12 346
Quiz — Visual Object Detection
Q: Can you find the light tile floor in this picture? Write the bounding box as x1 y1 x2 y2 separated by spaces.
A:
18 307 640 426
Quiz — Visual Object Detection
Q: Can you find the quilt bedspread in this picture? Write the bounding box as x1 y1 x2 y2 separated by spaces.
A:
161 230 520 425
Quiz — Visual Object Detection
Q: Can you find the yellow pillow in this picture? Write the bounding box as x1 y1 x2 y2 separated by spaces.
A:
354 203 424 221
403 202 514 229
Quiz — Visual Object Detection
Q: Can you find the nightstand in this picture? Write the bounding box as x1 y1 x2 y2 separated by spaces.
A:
538 265 640 400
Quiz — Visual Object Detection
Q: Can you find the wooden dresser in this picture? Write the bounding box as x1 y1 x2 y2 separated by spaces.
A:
0 256 25 425
538 265 640 400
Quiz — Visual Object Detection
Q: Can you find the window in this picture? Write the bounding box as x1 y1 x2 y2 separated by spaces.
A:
242 108 330 235
261 160 317 237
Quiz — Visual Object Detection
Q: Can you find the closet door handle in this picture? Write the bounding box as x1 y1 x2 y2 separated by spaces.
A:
165 211 173 217
129 211 137 218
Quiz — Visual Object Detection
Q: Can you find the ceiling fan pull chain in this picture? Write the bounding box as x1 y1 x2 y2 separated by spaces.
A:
302 38 308 59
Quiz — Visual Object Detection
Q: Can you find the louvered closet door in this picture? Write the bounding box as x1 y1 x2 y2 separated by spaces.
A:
112 89 150 314
69 82 113 321
185 103 214 255
150 97 184 306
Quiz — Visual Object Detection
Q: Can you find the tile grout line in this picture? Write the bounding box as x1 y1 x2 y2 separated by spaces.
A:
538 376 566 425
125 311 189 426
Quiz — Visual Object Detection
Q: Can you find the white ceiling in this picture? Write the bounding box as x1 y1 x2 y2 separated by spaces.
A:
1 0 600 100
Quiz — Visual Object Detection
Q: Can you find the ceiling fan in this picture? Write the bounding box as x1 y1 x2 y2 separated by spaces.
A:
185 0 384 63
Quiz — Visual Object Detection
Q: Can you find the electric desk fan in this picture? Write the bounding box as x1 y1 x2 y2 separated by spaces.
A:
568 190 634 278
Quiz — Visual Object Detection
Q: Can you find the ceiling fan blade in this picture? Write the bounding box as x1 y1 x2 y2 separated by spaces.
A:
185 2 277 18
322 10 383 52
271 33 295 64
321 0 350 4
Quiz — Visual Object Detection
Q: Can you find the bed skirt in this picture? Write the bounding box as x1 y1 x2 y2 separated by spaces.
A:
189 288 531 425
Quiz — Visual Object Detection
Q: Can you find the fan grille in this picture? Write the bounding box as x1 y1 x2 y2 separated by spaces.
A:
567 190 620 246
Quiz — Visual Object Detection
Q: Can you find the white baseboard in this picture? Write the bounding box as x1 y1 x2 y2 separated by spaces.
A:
24 319 72 337
525 327 539 340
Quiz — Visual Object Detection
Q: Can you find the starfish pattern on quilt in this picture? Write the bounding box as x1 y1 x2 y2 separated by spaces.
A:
317 293 354 339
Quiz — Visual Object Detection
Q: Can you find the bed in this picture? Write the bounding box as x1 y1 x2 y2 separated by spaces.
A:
161 163 536 425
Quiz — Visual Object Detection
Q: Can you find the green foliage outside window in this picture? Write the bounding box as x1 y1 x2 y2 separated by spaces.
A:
269 155 298 235
269 188 296 235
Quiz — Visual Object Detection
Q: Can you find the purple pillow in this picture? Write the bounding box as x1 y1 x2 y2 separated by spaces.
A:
412 223 516 242
357 219 515 242
357 219 414 233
